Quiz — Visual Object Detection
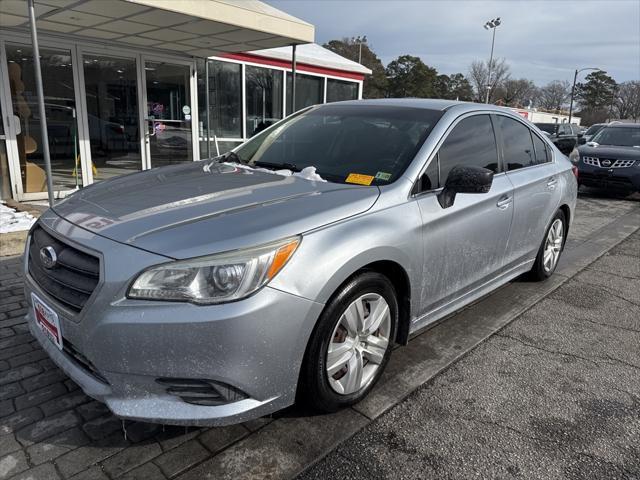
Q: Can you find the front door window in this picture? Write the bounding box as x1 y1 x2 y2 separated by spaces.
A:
6 43 81 194
144 61 193 168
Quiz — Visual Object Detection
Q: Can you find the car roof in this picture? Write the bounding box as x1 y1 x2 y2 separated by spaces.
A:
327 98 499 112
605 123 640 129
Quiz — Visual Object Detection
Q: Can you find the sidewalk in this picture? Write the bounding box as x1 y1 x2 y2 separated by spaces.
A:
299 229 640 480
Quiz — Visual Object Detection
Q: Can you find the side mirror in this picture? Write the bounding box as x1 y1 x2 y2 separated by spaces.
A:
437 165 494 209
578 137 587 145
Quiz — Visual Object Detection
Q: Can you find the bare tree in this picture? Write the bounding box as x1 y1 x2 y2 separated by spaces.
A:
614 81 640 121
494 78 536 107
537 80 571 111
468 58 510 103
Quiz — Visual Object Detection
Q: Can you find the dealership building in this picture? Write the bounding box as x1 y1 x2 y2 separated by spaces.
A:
0 0 370 202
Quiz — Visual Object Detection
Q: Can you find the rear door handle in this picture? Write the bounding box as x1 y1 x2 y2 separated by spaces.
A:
497 196 512 209
547 177 557 189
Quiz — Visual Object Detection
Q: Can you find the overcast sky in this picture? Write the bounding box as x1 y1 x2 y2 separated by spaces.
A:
266 0 640 86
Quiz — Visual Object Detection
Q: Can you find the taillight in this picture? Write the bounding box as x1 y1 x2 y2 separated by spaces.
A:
572 165 579 179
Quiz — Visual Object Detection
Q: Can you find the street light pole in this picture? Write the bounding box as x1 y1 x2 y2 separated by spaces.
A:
27 0 54 206
483 18 501 104
568 67 601 124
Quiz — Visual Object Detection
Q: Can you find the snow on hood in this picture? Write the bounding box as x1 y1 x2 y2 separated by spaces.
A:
203 161 327 182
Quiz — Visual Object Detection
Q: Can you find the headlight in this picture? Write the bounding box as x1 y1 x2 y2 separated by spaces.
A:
568 148 579 163
128 237 300 304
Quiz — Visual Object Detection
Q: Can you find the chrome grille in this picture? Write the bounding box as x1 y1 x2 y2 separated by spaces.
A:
611 159 636 168
582 156 637 168
28 224 100 312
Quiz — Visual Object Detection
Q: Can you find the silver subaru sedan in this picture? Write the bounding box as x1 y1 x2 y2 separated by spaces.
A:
24 99 577 426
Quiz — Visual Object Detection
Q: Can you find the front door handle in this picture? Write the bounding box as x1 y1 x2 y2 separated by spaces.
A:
497 195 512 209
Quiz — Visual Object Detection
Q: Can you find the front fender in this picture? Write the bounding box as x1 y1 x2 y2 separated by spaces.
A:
269 201 423 316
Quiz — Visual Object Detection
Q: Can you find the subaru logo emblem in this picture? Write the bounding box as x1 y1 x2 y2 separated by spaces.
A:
601 159 611 167
39 246 57 269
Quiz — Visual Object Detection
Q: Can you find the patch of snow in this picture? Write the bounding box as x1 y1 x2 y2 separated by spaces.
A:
293 166 326 182
0 201 37 234
213 161 327 182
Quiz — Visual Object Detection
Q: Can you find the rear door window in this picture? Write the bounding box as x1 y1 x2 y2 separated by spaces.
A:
531 133 550 164
436 114 499 187
496 116 536 171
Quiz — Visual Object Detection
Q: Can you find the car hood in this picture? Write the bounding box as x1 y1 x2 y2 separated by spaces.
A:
53 161 379 259
578 144 640 160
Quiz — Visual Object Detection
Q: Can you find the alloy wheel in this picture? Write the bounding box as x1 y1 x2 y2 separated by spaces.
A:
326 293 392 395
543 218 564 272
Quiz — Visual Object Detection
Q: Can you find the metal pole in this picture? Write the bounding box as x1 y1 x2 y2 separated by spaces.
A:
27 0 54 206
568 69 578 125
291 44 297 113
205 59 211 158
485 26 496 104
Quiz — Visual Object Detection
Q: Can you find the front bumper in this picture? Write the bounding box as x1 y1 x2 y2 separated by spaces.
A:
25 213 324 426
577 162 640 192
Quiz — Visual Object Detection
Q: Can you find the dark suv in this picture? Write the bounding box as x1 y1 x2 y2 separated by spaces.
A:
575 123 640 193
535 122 581 154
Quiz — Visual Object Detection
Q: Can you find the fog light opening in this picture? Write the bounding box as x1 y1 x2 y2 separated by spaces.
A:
156 378 248 406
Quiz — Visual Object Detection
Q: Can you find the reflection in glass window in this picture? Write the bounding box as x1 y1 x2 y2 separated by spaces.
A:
531 133 550 164
246 66 283 138
496 116 536 171
144 61 193 167
6 44 81 193
83 54 141 181
200 140 243 157
327 79 359 103
208 60 242 138
235 104 442 185
286 73 323 114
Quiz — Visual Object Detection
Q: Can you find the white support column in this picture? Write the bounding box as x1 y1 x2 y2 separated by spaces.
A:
241 63 247 141
323 77 327 104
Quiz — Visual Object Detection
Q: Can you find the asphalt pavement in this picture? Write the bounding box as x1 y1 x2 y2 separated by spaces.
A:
0 192 638 480
298 228 640 480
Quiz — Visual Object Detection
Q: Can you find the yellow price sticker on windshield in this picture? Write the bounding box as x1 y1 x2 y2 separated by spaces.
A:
346 173 375 186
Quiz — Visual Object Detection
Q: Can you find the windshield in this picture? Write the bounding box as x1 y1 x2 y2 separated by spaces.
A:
535 123 558 134
230 104 444 185
591 127 640 147
585 124 604 136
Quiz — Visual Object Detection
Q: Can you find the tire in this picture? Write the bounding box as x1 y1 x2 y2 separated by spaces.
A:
529 209 566 281
300 272 398 412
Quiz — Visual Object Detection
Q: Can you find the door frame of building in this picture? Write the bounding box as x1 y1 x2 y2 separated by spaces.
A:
0 33 90 202
140 54 199 170
76 45 146 184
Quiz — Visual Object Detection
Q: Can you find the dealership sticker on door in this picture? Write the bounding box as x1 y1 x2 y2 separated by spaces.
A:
32 293 63 350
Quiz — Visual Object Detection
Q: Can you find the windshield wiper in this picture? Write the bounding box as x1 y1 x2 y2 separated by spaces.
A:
253 161 301 172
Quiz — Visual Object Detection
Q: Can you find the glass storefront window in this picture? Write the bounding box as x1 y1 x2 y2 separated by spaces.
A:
6 44 81 194
207 60 242 139
245 66 283 138
199 139 242 157
327 79 359 103
286 72 323 115
145 61 193 168
83 54 142 182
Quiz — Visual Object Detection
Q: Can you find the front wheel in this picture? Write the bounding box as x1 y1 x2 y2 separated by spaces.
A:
529 210 566 281
300 272 397 412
